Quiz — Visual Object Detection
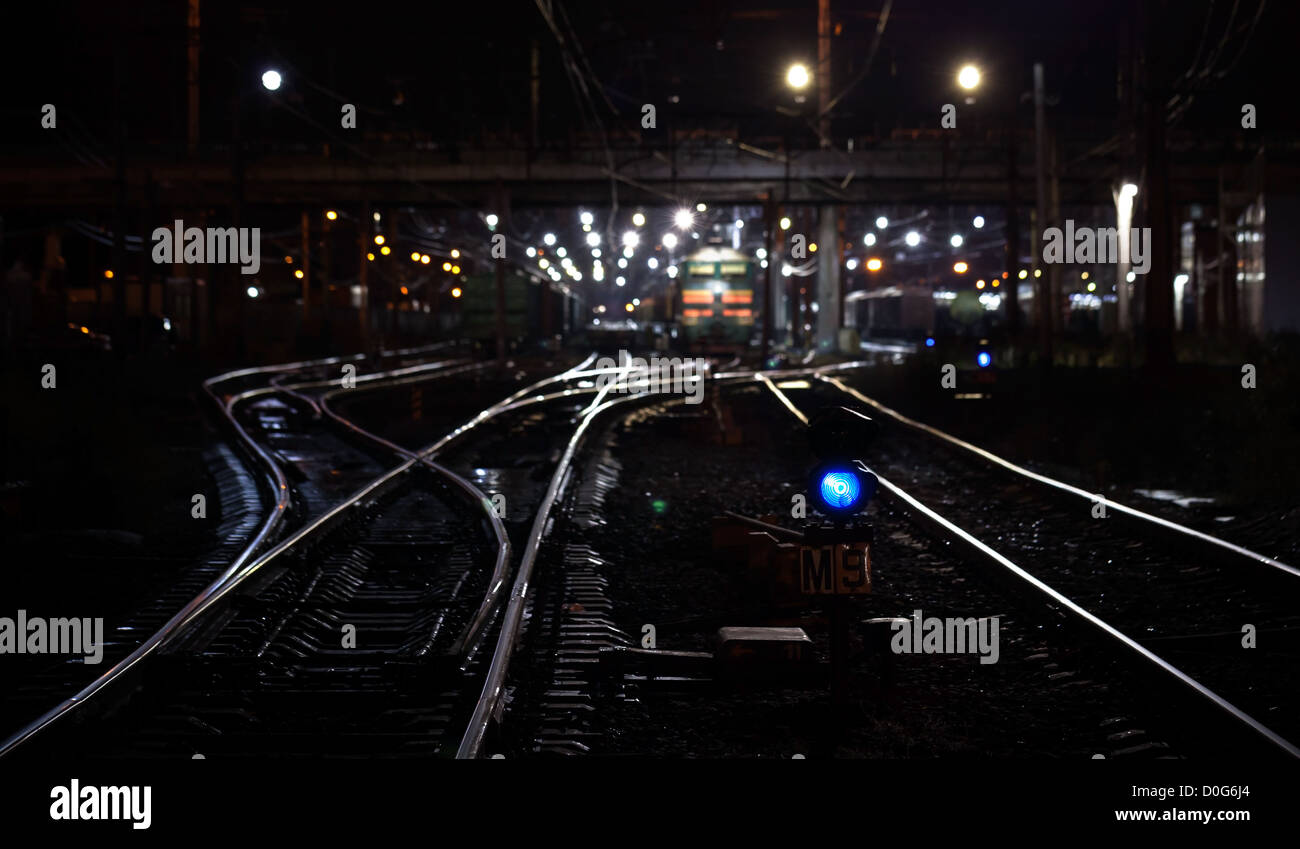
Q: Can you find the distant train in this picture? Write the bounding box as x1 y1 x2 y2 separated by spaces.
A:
677 246 755 352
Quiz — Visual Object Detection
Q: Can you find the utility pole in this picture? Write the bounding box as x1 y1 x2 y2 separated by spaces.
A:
1033 63 1052 366
494 184 509 364
817 0 832 147
187 0 200 157
761 196 775 364
359 201 371 352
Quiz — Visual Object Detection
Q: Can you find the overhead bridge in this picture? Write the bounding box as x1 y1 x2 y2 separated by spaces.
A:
4 135 1293 209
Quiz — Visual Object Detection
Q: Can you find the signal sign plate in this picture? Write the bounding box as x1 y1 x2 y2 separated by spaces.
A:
799 543 871 595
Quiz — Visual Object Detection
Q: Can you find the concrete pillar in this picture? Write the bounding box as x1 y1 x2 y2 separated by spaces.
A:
815 204 841 352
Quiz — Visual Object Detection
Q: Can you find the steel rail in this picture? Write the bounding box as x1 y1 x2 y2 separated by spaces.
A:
455 369 744 759
0 349 478 757
758 374 1300 759
818 374 1300 580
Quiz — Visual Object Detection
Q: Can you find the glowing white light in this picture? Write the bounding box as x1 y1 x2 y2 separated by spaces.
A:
616 276 626 286
556 247 567 258
674 209 694 230
786 63 810 89
618 257 628 268
905 231 921 247
591 248 601 258
782 264 793 277
957 64 981 91
950 234 963 248
973 215 985 228
246 286 260 298
756 248 767 259
696 202 707 212
526 246 536 257
863 233 876 247
261 70 282 91
543 233 557 246
667 265 678 278
580 211 594 226
586 232 600 247
876 216 888 229
622 231 639 248
662 232 678 250
485 214 499 228
1121 183 1139 199
735 219 744 229
632 212 646 227
846 258 859 270
647 257 659 269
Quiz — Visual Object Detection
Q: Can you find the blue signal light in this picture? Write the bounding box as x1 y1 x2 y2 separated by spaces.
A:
976 351 991 368
818 469 862 510
924 336 936 348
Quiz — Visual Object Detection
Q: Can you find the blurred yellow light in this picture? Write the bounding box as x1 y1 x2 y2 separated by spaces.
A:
1018 269 1028 279
294 269 304 279
451 287 463 298
958 64 981 91
1081 271 1089 280
103 270 114 279
954 261 969 274
367 252 375 261
809 243 818 253
380 246 391 255
779 217 792 230
374 235 385 245
1033 268 1042 278
326 210 338 221
420 255 431 264
976 280 985 289
80 326 89 334
866 257 883 272
284 256 293 263
442 262 452 271
451 249 460 259
992 279 1000 287
411 252 421 261
786 63 811 89
400 286 408 295
451 265 461 274
625 303 634 312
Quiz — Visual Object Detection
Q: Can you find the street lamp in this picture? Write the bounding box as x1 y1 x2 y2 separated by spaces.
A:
261 69 283 91
786 63 811 90
957 64 981 91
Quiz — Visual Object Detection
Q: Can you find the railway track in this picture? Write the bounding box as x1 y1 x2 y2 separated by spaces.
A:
9 349 1292 760
482 373 1186 757
1 349 674 759
0 342 478 757
758 371 1300 758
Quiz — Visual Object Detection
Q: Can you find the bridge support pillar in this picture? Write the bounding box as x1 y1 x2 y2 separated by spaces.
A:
815 205 842 353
